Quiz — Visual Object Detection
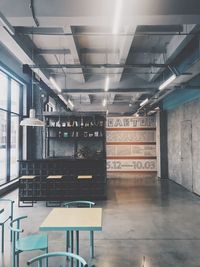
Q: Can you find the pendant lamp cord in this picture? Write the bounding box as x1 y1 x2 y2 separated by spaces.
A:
31 28 34 109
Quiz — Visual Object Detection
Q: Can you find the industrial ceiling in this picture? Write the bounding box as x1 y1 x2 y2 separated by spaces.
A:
1 0 200 115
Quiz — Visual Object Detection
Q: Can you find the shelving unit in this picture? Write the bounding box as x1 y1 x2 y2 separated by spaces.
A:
45 114 105 159
19 113 107 204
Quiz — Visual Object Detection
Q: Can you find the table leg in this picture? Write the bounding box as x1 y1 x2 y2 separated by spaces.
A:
90 231 94 258
70 231 74 267
66 231 69 252
76 231 79 267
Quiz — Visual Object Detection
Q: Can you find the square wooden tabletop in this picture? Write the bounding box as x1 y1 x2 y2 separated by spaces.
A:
40 208 102 231
19 175 36 179
47 175 63 179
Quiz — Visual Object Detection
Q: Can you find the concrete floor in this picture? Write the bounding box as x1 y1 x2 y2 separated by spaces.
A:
1 177 200 267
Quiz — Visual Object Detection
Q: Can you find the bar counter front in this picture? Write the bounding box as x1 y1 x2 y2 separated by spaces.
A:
18 158 107 204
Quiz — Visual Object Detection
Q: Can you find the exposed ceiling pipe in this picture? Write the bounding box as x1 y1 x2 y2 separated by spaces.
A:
0 11 15 35
62 88 156 93
143 33 200 111
28 63 168 69
29 0 39 27
149 89 176 107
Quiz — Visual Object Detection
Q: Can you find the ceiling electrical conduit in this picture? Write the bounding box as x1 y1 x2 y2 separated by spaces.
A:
28 63 168 69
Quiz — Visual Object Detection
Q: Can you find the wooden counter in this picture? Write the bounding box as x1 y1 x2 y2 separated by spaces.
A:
18 158 107 202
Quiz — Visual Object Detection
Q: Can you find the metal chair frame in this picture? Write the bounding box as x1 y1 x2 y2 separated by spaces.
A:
27 251 88 267
0 198 14 252
9 216 48 267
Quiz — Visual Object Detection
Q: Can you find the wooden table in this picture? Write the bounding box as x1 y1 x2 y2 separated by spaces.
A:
46 175 63 179
40 208 102 266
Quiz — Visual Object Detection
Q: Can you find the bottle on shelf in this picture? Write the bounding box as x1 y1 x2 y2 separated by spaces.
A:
63 132 68 138
80 117 84 127
46 118 49 126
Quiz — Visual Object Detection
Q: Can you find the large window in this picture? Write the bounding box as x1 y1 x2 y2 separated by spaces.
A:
0 110 7 185
0 69 25 185
10 114 19 180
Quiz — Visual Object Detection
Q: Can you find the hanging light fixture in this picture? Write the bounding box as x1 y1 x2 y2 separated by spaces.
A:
20 73 45 127
20 108 45 126
20 31 45 127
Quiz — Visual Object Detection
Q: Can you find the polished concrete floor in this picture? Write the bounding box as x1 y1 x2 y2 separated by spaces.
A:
1 177 200 267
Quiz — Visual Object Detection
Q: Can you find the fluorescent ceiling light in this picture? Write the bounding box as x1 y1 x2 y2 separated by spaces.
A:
68 99 74 108
59 94 74 109
147 110 156 116
58 94 68 106
112 0 123 34
0 11 15 35
50 77 61 93
102 98 107 107
104 77 110 91
20 109 45 127
140 98 149 107
159 74 176 91
134 112 139 117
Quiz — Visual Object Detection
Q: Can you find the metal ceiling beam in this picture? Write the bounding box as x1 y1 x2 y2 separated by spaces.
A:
80 48 120 54
62 88 156 93
14 27 194 36
28 63 167 69
130 47 166 54
149 24 198 82
34 49 70 55
50 71 162 75
136 25 183 33
116 26 137 82
34 47 162 56
70 26 86 82
15 26 64 35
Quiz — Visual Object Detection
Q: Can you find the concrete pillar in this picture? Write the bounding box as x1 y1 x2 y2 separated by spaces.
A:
157 110 168 179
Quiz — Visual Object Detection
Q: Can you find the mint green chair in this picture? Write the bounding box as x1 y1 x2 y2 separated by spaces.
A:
63 201 95 258
0 198 14 252
9 216 48 267
27 252 88 267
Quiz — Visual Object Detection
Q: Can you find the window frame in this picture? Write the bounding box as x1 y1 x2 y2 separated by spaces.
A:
0 67 26 186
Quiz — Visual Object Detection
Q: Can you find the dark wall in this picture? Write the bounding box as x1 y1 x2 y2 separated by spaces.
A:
0 43 30 84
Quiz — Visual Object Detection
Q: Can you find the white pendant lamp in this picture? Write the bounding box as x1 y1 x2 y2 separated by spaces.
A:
20 108 45 127
20 32 45 127
20 29 45 127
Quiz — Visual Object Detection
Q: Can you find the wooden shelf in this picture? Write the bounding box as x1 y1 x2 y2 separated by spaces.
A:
48 137 103 140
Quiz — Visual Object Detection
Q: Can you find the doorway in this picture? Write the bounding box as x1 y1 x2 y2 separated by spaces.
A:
181 120 193 191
